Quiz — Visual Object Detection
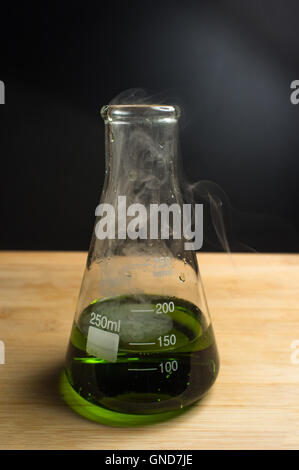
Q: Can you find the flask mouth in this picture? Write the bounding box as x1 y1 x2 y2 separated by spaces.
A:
101 104 181 123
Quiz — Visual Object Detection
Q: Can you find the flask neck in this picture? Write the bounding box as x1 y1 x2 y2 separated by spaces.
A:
102 105 181 205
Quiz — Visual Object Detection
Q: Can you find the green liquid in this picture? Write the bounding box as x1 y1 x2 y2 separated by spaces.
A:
61 295 219 426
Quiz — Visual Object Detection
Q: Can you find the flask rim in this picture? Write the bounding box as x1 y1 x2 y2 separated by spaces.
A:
100 104 181 122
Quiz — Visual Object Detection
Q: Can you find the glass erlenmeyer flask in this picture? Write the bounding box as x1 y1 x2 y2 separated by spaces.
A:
61 104 219 426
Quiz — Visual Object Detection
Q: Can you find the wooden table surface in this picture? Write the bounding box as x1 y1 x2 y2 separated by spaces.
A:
0 251 298 450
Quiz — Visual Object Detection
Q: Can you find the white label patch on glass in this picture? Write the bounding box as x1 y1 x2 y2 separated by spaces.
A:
86 326 119 362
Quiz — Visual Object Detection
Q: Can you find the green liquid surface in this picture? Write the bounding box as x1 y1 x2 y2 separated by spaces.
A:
61 295 219 426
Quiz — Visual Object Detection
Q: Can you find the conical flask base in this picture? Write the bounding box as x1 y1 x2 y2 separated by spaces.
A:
61 294 219 426
60 370 192 426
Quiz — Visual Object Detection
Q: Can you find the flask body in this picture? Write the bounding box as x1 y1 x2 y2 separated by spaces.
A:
62 105 219 425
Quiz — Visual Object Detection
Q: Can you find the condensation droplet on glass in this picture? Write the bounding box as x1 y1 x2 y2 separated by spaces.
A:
128 170 137 181
179 273 186 283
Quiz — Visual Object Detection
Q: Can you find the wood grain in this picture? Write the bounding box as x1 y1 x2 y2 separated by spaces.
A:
0 251 298 449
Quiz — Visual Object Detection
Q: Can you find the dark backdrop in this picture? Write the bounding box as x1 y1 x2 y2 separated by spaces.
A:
1 0 299 252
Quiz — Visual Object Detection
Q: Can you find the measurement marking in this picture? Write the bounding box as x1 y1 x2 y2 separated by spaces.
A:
130 309 154 312
128 368 158 371
128 342 156 345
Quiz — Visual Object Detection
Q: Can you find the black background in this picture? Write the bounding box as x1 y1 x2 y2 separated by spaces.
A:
1 0 299 252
